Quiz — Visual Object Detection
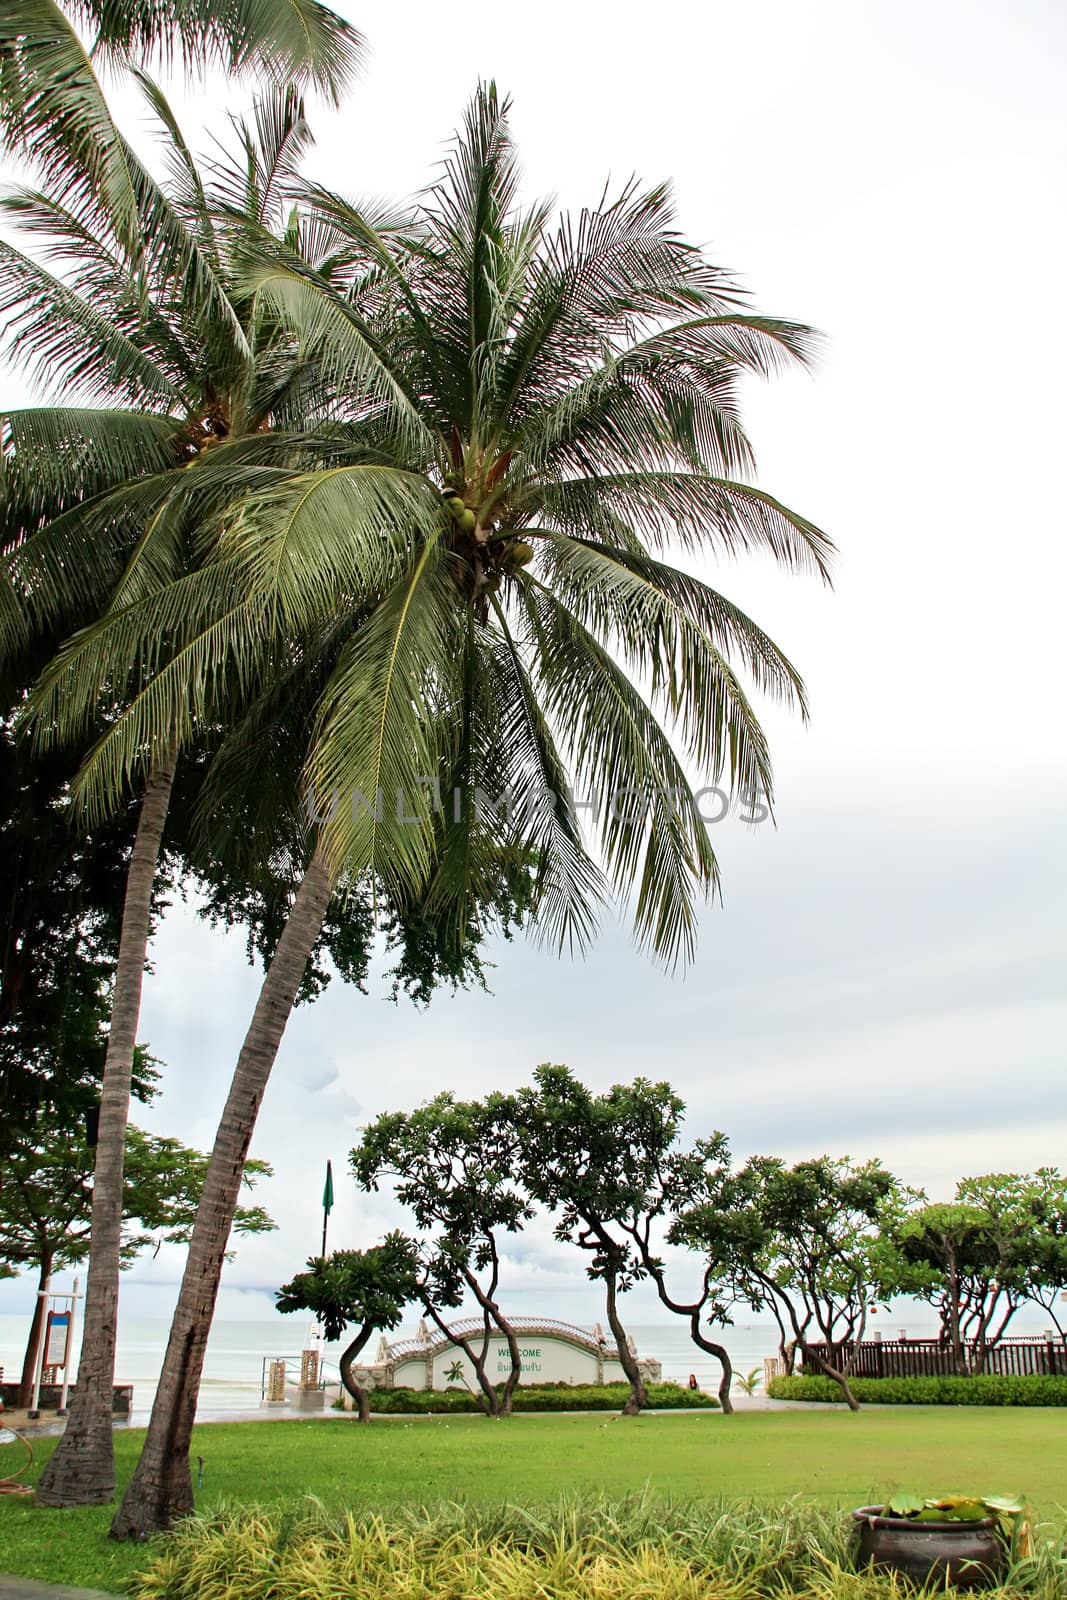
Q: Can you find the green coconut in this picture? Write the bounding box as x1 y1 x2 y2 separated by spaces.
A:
505 540 535 567
458 507 477 533
443 494 466 519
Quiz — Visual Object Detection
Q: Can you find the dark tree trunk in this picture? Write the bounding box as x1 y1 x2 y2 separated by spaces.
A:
110 851 334 1539
338 1326 373 1423
462 1261 521 1416
604 1266 646 1415
17 1252 53 1409
946 1257 968 1375
37 757 176 1507
639 1259 734 1415
422 1301 500 1417
687 1309 734 1414
803 1343 860 1410
496 1311 523 1416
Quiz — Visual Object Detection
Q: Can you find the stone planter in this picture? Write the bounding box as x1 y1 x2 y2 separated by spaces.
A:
852 1506 1004 1588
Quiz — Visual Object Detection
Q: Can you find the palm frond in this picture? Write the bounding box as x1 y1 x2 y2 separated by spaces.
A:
131 69 219 268
542 471 835 580
236 248 444 463
0 237 184 406
1 407 186 540
485 598 607 953
0 0 144 251
56 0 364 100
536 532 808 768
520 583 721 965
206 85 313 228
221 463 443 632
304 536 461 894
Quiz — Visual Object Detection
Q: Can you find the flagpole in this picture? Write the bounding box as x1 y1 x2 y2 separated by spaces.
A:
321 1159 334 1259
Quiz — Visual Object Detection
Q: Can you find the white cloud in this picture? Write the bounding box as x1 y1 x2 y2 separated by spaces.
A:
1 0 1064 1341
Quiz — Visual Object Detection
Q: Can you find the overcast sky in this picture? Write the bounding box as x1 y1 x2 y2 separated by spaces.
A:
2 0 1065 1329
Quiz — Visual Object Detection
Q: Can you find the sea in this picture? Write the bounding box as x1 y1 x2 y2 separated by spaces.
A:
0 1305 964 1421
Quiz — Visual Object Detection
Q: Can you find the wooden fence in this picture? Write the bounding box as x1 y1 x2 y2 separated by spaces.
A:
801 1336 1067 1379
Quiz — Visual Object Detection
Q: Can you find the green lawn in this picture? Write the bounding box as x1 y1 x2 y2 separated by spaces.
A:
2 1408 1064 1593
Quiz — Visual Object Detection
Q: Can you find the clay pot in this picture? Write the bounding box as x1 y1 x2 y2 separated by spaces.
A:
852 1507 1004 1588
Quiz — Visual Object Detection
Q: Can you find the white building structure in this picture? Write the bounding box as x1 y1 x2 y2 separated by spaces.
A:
350 1317 662 1393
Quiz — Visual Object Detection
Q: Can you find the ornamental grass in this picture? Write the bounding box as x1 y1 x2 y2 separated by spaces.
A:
129 1496 1067 1600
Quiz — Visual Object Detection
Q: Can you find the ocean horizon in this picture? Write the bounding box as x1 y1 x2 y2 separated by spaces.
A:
6 1303 1054 1420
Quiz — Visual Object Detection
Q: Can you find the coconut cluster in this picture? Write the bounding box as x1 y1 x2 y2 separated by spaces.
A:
442 491 477 534
439 486 535 583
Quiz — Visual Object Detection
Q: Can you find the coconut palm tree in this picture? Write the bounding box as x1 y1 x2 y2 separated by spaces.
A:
26 84 831 1534
0 80 400 1506
0 0 363 260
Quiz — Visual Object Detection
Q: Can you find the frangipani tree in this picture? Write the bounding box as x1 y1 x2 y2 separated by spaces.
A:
22 84 828 1532
512 1065 688 1415
893 1173 1067 1372
276 1235 421 1422
673 1154 908 1409
352 1093 534 1417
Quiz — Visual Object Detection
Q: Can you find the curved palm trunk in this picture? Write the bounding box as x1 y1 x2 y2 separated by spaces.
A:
37 756 176 1506
110 850 333 1539
604 1265 647 1416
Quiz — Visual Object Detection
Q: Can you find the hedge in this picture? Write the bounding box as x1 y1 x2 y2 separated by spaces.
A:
767 1373 1067 1406
334 1381 718 1413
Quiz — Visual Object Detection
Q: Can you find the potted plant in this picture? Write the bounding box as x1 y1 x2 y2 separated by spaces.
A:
851 1493 1030 1588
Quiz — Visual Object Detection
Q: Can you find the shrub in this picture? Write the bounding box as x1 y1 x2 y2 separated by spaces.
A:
128 1496 1067 1600
333 1380 717 1414
767 1374 1067 1406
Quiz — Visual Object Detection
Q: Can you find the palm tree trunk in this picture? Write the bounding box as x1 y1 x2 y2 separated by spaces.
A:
604 1265 647 1416
110 849 333 1539
36 756 176 1507
17 1250 53 1409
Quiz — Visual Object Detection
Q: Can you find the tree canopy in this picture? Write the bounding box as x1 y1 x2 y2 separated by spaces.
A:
352 1093 533 1416
276 1234 420 1421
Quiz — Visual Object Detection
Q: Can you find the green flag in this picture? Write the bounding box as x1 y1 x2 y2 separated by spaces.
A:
322 1160 334 1214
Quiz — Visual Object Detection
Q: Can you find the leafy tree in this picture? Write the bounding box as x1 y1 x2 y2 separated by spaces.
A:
987 1171 1067 1346
33 82 827 1533
352 1093 533 1417
892 1201 1009 1374
612 1131 739 1413
0 1085 273 1406
673 1155 906 1409
894 1175 1067 1372
276 1235 420 1421
512 1065 687 1415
